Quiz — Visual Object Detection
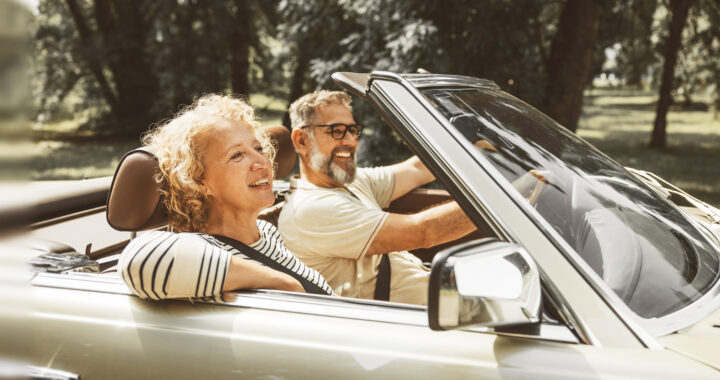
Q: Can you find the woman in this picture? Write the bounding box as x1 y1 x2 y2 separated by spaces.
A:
118 94 334 300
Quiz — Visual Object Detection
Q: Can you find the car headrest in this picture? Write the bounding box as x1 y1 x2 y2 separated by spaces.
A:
106 125 296 232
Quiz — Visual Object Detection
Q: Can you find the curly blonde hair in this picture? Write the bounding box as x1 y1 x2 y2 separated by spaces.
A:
288 90 352 130
142 94 276 232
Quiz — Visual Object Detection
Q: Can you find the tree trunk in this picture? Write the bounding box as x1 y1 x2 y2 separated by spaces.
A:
650 0 694 149
63 0 119 117
282 48 309 128
231 0 251 96
541 0 601 133
94 0 159 136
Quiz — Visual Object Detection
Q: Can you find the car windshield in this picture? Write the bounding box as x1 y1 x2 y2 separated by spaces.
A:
423 87 720 319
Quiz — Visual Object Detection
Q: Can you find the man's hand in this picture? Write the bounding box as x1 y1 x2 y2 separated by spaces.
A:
473 139 497 151
512 169 552 205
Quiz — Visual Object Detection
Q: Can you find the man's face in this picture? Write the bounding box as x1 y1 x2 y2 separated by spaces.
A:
305 103 359 185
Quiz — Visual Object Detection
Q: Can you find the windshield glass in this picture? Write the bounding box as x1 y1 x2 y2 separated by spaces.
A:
423 87 720 319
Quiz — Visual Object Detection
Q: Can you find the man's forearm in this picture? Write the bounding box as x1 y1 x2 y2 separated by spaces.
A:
410 201 476 248
390 156 436 200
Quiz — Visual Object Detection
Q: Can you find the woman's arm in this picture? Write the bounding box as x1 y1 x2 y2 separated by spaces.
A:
222 256 304 293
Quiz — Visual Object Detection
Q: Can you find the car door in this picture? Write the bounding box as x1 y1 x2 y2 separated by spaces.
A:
20 260 718 379
22 268 582 379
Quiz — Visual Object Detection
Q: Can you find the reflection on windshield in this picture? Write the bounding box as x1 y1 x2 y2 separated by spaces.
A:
424 88 720 319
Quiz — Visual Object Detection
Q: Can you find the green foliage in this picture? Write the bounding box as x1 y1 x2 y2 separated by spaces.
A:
675 0 720 107
278 0 561 165
27 0 720 160
33 0 279 137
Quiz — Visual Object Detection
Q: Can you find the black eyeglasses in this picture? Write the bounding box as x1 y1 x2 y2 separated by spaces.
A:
300 123 363 140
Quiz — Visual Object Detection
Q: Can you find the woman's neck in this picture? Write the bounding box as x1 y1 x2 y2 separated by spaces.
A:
202 210 260 244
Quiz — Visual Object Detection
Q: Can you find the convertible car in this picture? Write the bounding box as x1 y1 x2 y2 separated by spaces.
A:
3 71 720 379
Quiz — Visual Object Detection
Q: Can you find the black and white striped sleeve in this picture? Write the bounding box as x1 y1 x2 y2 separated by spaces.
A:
119 231 231 300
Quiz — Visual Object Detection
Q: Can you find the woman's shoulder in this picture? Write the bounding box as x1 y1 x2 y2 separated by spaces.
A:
123 230 218 253
255 219 280 236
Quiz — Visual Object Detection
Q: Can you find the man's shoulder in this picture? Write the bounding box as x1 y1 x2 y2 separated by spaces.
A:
284 187 351 219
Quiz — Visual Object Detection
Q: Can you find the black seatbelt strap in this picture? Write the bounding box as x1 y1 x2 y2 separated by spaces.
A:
212 234 330 295
373 253 391 301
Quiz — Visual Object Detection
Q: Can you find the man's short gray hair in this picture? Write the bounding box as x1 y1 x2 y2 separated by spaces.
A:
288 90 352 130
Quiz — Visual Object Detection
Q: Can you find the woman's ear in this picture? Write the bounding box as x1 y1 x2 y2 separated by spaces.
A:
198 179 213 197
291 129 309 156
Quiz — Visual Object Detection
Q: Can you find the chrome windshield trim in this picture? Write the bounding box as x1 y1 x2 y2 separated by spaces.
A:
30 271 578 344
401 73 500 89
368 72 661 348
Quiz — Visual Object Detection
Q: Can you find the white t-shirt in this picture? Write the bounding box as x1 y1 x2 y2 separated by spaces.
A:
119 219 333 300
278 167 430 305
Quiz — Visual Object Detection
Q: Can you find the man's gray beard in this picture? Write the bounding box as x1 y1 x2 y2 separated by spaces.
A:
308 134 356 185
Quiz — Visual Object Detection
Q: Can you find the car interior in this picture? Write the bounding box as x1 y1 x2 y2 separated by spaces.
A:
27 125 483 282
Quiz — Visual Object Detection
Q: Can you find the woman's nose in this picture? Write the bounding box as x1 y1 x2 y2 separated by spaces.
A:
251 152 270 170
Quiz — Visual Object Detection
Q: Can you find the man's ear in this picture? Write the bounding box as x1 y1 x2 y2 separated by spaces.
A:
291 128 309 156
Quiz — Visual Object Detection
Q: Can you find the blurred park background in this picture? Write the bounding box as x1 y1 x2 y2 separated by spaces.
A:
1 0 719 206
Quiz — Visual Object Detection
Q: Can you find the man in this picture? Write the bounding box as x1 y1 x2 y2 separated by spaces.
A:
277 90 477 305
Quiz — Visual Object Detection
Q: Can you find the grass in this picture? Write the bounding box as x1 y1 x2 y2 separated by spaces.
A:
578 87 720 207
6 88 720 207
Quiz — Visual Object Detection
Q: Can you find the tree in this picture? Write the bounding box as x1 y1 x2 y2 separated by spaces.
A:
34 0 278 137
607 0 658 87
650 0 695 149
277 0 350 126
64 0 158 134
277 0 557 165
540 0 602 133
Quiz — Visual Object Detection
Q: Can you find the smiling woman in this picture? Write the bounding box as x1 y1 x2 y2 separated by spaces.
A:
118 94 334 299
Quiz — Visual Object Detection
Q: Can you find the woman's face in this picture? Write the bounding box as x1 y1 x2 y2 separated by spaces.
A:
200 120 274 218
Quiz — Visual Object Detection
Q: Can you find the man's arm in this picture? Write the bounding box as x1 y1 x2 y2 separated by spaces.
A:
223 256 304 293
364 201 476 256
388 156 435 201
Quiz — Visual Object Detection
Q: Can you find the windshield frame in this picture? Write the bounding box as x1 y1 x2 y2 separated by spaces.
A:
384 73 720 338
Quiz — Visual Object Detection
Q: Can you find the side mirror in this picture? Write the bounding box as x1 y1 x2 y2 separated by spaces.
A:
428 238 541 331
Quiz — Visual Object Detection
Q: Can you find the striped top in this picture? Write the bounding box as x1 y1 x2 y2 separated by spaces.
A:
119 220 333 300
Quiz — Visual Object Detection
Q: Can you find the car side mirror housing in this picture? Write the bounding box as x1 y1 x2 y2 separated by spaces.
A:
428 238 541 331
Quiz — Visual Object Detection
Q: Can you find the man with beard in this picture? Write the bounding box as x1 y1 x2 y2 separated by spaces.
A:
277 90 476 305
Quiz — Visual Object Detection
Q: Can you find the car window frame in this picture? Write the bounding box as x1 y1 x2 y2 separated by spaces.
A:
350 71 658 349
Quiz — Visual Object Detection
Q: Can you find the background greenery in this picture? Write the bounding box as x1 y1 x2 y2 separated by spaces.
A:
2 0 719 206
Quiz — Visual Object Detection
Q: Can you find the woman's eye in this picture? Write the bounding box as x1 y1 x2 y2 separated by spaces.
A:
255 146 264 153
230 151 243 160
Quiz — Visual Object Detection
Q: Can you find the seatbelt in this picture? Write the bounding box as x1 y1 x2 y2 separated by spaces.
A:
374 254 391 301
211 234 330 295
